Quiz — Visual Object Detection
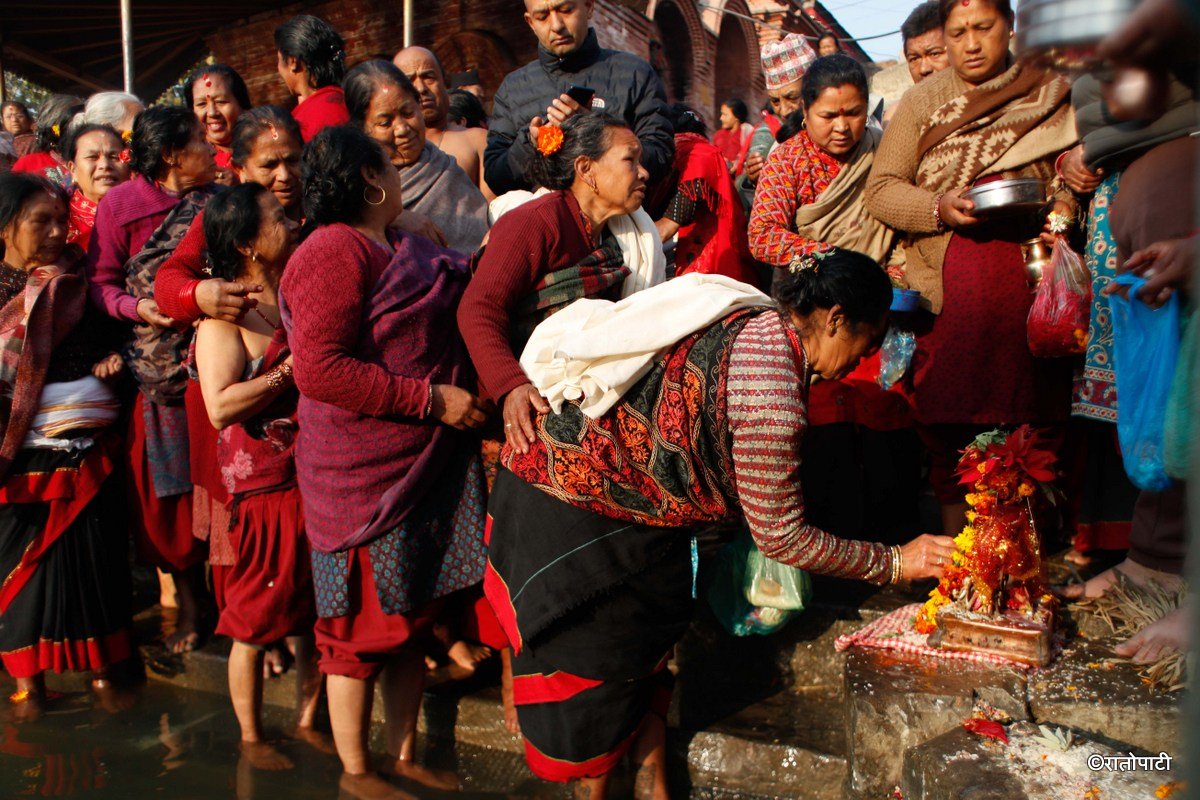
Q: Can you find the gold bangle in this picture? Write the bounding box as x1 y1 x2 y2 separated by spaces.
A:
264 362 293 391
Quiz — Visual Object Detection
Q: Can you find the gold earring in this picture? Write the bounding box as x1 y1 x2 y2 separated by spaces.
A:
364 184 387 206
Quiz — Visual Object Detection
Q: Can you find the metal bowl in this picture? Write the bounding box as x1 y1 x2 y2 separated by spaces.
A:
963 178 1047 216
1016 0 1138 69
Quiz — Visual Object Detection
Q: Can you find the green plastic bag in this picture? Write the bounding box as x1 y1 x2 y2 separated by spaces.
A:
706 530 811 637
1164 310 1197 480
744 544 812 610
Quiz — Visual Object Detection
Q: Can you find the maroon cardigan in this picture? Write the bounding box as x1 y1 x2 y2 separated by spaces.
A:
457 190 594 401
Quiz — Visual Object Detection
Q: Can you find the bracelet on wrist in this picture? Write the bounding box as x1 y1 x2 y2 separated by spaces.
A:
933 193 946 232
263 362 294 391
422 384 435 419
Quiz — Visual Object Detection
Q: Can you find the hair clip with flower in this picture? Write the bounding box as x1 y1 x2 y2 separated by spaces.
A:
51 124 61 137
121 129 133 144
788 248 831 275
537 124 564 157
119 149 132 163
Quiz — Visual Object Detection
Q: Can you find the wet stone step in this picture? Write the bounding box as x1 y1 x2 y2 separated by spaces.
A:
1027 631 1181 756
137 617 842 798
842 646 1030 800
903 722 1178 800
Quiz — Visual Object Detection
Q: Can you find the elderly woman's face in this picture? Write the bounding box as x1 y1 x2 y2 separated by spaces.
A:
2 106 31 136
581 126 648 216
236 129 303 212
365 83 426 168
167 122 217 188
1 191 68 269
944 0 1011 86
192 73 244 149
247 191 298 271
70 129 131 204
794 305 886 381
804 84 867 159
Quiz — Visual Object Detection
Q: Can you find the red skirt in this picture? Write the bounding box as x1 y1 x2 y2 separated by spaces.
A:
910 233 1073 425
314 545 442 680
215 487 315 645
185 381 233 560
127 394 205 573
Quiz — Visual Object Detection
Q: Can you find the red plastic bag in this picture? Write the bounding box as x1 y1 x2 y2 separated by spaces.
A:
1027 237 1091 357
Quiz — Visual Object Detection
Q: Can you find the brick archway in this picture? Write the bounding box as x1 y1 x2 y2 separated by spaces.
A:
431 29 517 109
708 0 765 120
645 0 713 124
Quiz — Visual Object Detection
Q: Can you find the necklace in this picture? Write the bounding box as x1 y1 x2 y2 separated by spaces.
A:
252 305 280 330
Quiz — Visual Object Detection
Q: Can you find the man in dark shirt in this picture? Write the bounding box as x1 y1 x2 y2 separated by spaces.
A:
484 0 673 194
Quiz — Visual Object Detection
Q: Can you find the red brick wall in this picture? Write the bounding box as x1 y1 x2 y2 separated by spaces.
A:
205 0 774 132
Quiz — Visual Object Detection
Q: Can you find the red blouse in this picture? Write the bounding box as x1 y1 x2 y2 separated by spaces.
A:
291 86 350 143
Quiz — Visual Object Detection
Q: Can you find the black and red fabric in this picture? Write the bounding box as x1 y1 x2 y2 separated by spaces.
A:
0 436 133 678
485 469 692 782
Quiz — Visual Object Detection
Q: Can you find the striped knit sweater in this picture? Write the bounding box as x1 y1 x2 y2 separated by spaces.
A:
727 312 893 584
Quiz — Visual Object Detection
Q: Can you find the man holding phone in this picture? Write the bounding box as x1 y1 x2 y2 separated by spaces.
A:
484 0 674 195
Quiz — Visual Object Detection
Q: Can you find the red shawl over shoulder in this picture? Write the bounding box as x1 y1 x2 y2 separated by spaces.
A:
0 260 88 481
671 133 757 286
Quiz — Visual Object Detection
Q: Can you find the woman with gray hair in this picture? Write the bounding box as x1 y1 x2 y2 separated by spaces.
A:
78 92 144 135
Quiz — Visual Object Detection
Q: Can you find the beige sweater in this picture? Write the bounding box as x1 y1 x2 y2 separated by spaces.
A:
865 67 1077 313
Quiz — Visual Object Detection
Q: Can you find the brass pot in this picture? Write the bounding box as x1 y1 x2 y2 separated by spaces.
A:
1020 238 1052 286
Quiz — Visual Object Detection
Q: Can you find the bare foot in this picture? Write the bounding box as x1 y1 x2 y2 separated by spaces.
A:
165 628 200 654
501 648 520 734
1063 547 1092 567
338 772 416 800
264 645 289 679
1055 559 1183 600
385 758 462 791
91 678 138 713
290 724 337 754
9 688 45 723
239 740 294 771
1116 605 1190 664
448 640 492 673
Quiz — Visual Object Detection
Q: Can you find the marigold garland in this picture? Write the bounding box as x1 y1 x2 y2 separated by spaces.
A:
536 124 564 157
915 426 1059 634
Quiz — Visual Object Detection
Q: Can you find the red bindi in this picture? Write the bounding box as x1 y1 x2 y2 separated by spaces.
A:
204 77 213 87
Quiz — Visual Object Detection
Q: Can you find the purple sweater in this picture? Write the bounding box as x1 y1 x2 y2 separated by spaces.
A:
85 177 179 322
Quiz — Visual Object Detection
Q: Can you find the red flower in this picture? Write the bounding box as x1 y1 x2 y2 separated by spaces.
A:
963 717 1009 743
119 148 132 163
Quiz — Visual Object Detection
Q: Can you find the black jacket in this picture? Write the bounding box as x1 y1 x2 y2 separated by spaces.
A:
484 29 674 194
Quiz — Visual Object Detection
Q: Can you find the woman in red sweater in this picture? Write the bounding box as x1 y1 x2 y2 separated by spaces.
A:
152 107 303 635
457 113 657 448
281 126 489 798
274 15 350 142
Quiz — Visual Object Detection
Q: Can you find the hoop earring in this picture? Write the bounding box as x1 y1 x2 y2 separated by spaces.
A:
364 184 386 206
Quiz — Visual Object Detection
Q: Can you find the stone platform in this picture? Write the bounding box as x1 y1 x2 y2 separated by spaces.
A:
129 557 1182 799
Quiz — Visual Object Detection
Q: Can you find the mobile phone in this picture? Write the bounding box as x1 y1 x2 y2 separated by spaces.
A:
566 84 595 108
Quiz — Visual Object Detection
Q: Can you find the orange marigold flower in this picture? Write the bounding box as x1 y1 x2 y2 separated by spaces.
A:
537 124 564 157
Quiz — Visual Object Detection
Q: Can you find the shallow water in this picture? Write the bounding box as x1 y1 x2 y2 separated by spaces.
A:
0 680 564 799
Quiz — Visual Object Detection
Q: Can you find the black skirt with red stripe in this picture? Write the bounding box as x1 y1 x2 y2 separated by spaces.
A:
486 469 694 782
0 439 134 679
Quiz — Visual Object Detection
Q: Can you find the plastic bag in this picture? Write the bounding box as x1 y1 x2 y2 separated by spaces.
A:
1109 273 1181 491
877 326 916 389
1027 237 1091 357
706 531 807 637
1163 311 1197 480
744 544 811 610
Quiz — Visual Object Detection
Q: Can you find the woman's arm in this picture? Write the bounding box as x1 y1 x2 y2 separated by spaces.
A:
195 320 287 429
85 200 142 322
864 98 943 235
456 212 549 401
747 146 830 267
